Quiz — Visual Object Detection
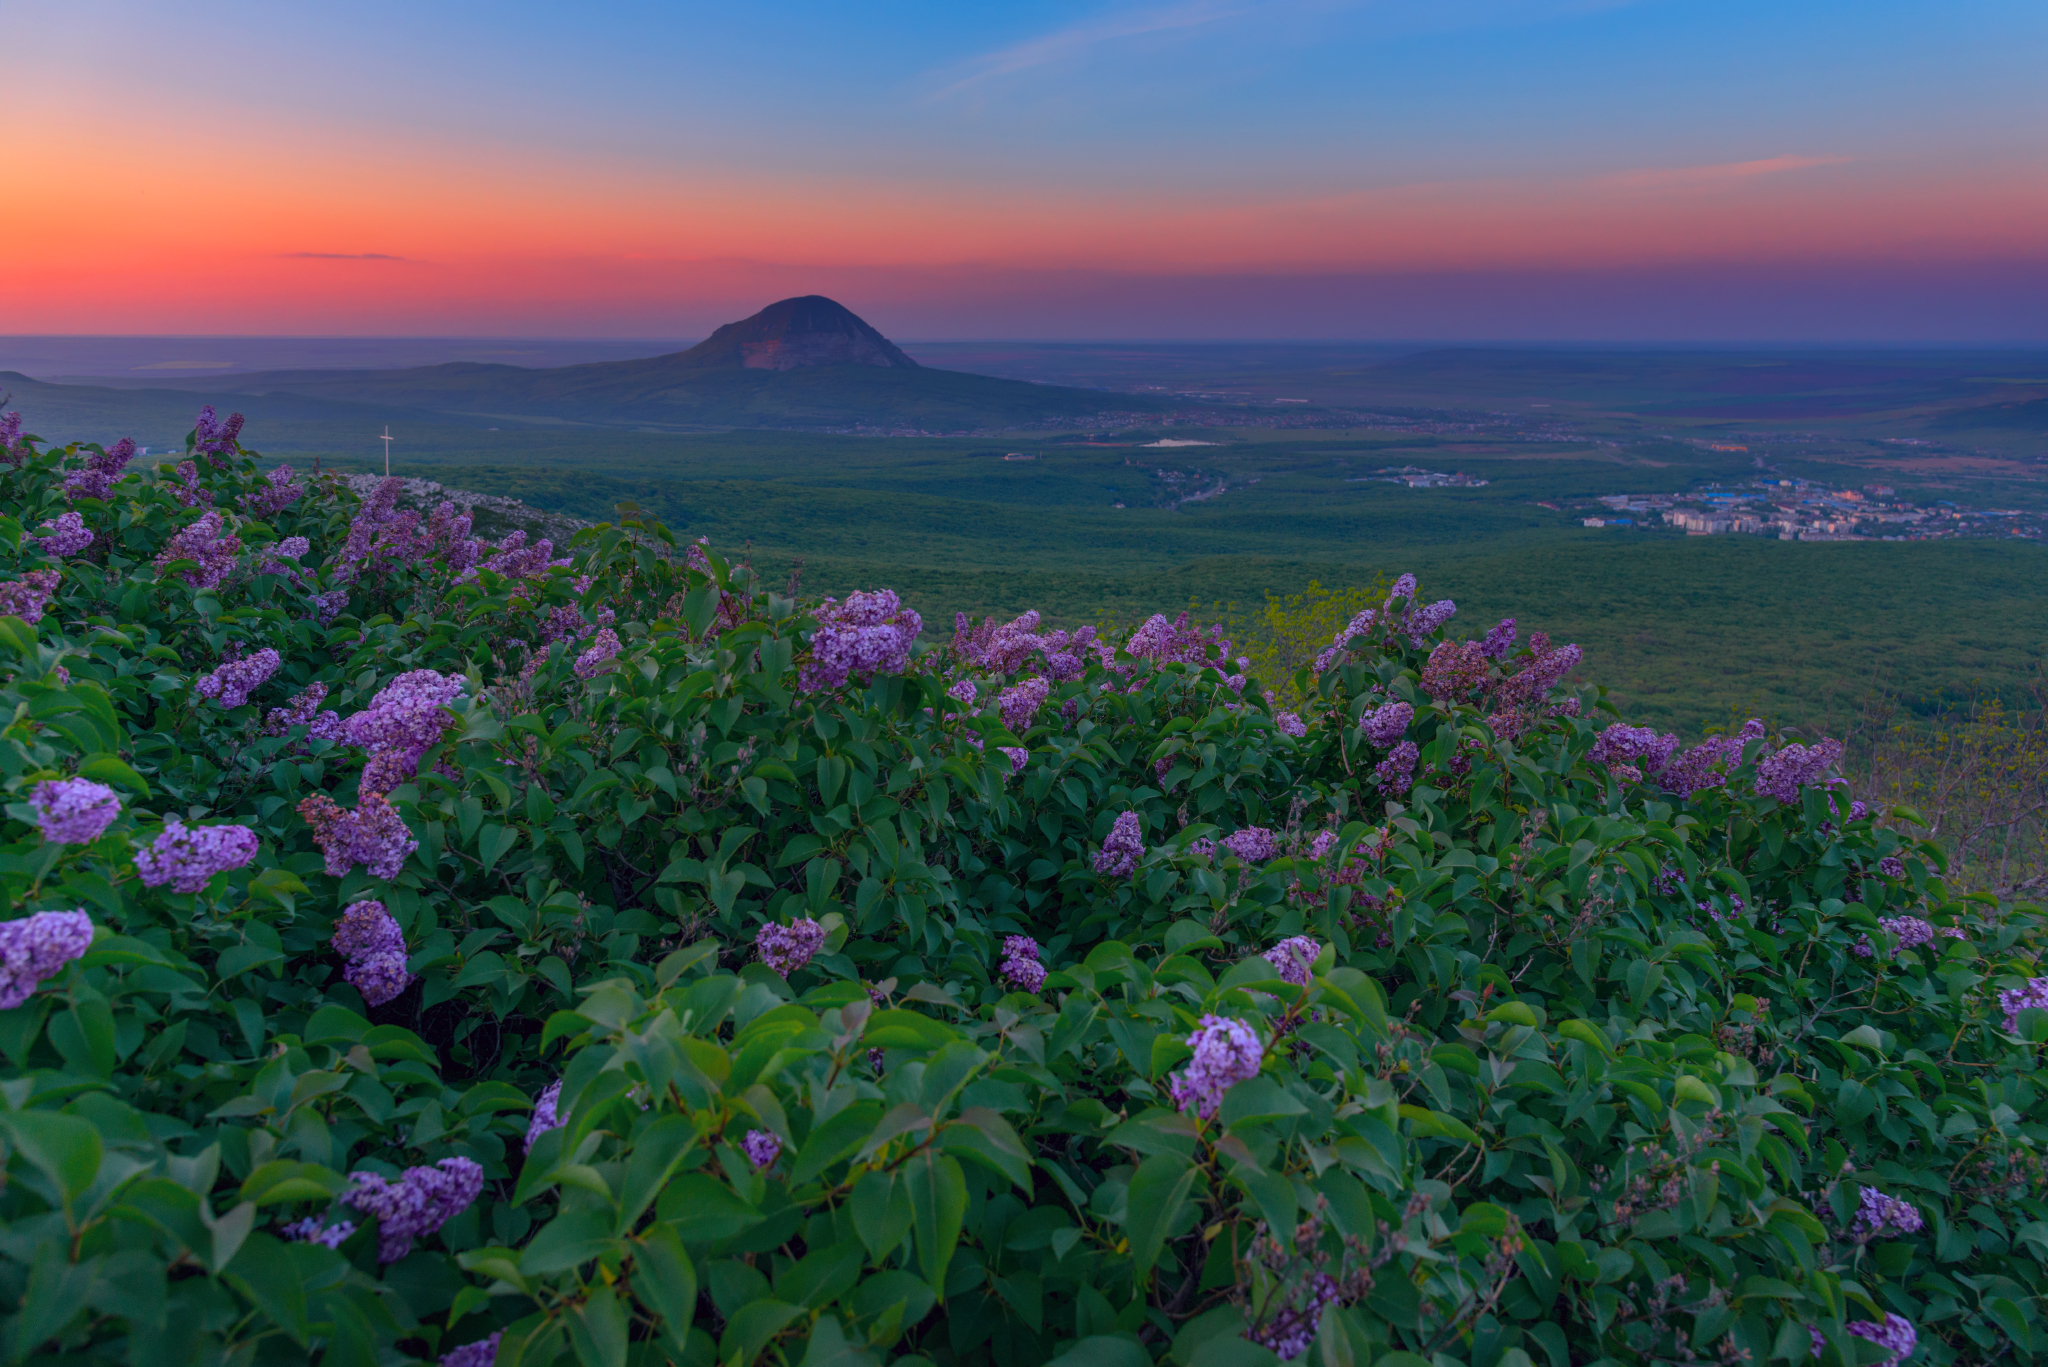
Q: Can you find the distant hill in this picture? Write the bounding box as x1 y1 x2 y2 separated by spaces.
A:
126 297 1160 430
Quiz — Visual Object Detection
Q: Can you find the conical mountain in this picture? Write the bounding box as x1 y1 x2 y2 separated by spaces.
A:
671 296 919 371
137 296 1165 429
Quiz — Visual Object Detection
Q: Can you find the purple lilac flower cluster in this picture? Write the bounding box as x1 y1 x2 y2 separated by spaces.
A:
2000 977 2048 1032
800 589 922 691
1168 1014 1263 1118
280 1217 357 1249
343 1157 484 1262
298 794 418 879
0 910 96 1009
1400 597 1458 646
757 917 826 976
195 647 281 709
0 411 23 466
1755 739 1845 804
1655 720 1767 796
0 569 61 625
952 609 1110 680
1265 936 1320 986
191 406 245 466
743 1129 783 1169
572 627 622 679
998 746 1029 776
241 464 304 517
1247 1274 1339 1361
168 461 211 508
28 777 121 844
1877 855 1907 878
153 511 242 590
1419 638 1490 703
525 1080 564 1153
440 1333 503 1367
1479 617 1518 658
1590 725 1679 776
997 676 1050 731
472 528 564 581
1223 827 1278 862
134 818 259 893
63 437 136 501
1000 935 1047 993
1374 740 1420 795
338 481 486 581
1274 711 1306 737
1127 612 1231 668
1874 916 1964 952
265 681 338 737
1094 811 1144 877
331 900 411 1006
1360 700 1413 747
30 512 94 557
1846 1314 1916 1367
340 670 464 798
1492 633 1583 716
1851 1185 1924 1239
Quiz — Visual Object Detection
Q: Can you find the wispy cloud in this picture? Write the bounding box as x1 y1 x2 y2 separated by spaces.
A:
280 251 407 260
1597 154 1851 191
927 0 1251 100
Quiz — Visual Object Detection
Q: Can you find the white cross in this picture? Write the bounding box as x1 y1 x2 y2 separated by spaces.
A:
380 426 393 476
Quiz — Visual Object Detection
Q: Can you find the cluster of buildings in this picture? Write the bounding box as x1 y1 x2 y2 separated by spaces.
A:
1577 480 2043 542
1354 465 1492 488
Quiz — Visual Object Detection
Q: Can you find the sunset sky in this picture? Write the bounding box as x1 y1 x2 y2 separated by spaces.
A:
9 0 2046 339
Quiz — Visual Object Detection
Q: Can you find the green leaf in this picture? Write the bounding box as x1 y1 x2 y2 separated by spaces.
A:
936 1106 1033 1191
791 1100 884 1185
566 1283 630 1367
224 1232 310 1344
522 1207 619 1276
630 1222 699 1351
851 1169 914 1261
76 752 150 797
1047 1336 1153 1367
0 1109 103 1206
800 1314 879 1367
618 1113 698 1232
11 1242 96 1357
1124 1152 1199 1284
719 1299 804 1365
905 1150 967 1300
239 1160 347 1207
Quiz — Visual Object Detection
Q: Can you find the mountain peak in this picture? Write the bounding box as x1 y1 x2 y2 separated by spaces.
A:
673 296 918 371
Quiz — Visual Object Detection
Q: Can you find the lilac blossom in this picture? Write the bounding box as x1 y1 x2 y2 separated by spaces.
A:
1658 720 1766 796
1401 598 1458 646
998 676 1050 731
1851 1186 1924 1239
1246 1274 1339 1361
1419 639 1489 702
253 535 311 579
343 951 412 1007
241 464 304 517
1094 811 1144 877
191 406 245 465
195 647 281 709
757 917 826 977
0 569 61 625
298 794 418 880
1127 612 1228 667
1223 827 1278 862
1755 738 1844 804
945 678 977 707
133 818 259 893
1274 711 1306 737
1311 607 1378 673
153 511 242 589
332 900 405 958
525 1080 564 1153
29 512 93 557
998 746 1029 775
1374 740 1420 795
0 411 22 466
1999 978 2048 1032
1264 936 1319 986
953 609 1046 674
28 777 121 844
1188 837 1217 862
743 1129 783 1169
1168 1015 1264 1119
1478 618 1518 660
1846 1314 1916 1367
343 1157 484 1263
572 627 622 679
339 670 464 798
1591 724 1680 778
801 589 922 690
999 935 1047 993
168 461 211 508
441 1333 503 1367
280 1217 356 1249
63 437 136 500
1493 634 1582 714
1309 831 1339 861
0 910 96 1009
263 681 331 736
1877 855 1906 878
1360 700 1413 747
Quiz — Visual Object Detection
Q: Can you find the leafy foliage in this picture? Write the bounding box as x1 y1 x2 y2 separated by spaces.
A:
3 416 2047 1367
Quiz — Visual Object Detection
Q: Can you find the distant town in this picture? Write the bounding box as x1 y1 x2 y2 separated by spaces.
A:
1575 478 2044 542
